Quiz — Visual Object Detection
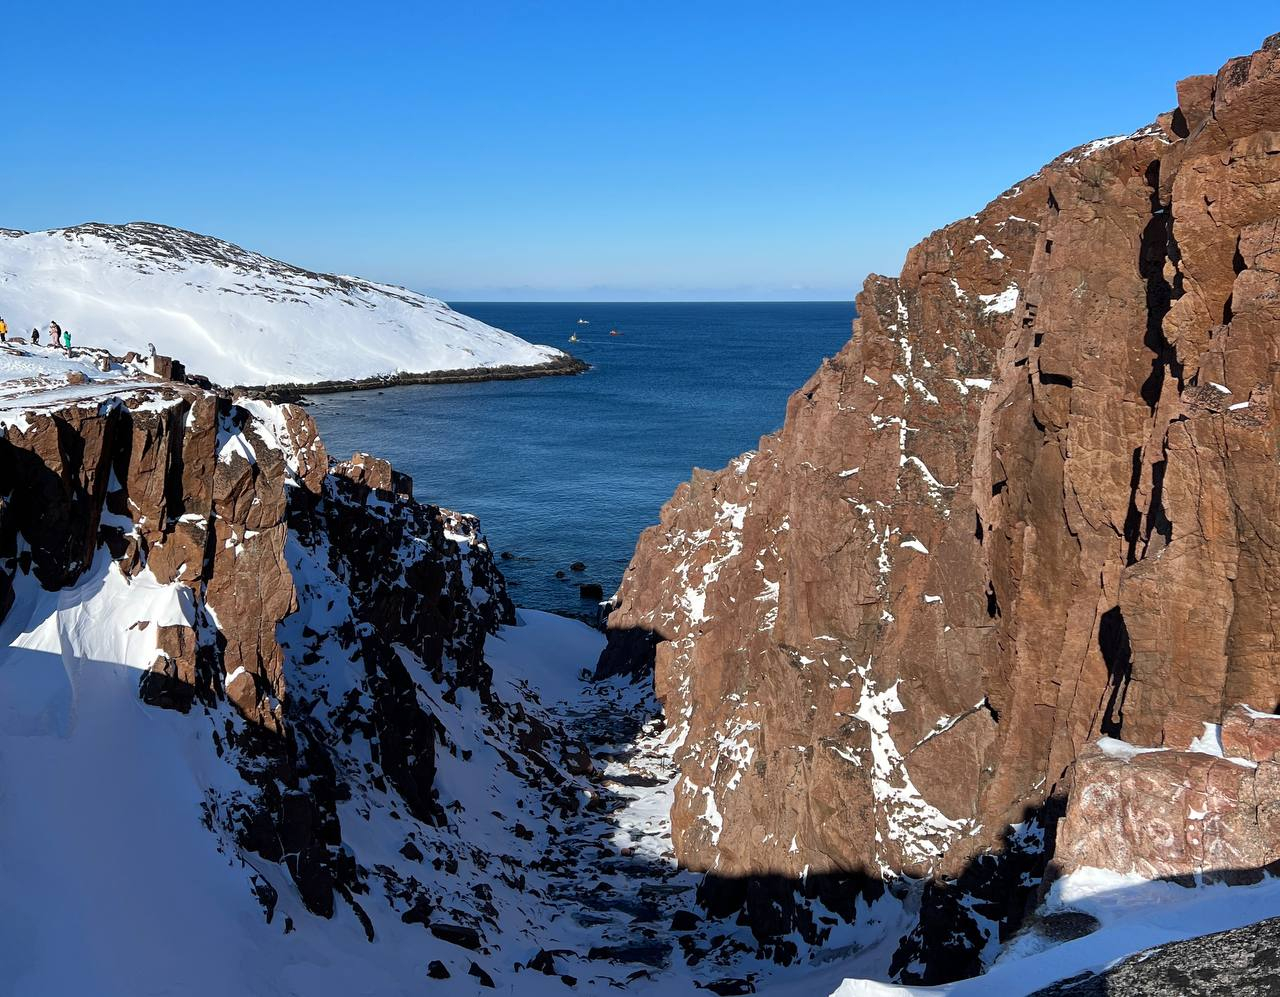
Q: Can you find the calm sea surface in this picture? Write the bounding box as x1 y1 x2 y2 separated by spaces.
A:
305 302 853 620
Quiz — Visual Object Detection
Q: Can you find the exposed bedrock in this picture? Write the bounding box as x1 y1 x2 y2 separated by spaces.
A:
599 32 1280 979
0 380 530 920
1054 705 1280 886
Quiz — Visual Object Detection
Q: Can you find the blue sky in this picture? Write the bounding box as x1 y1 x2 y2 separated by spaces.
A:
2 4 1275 300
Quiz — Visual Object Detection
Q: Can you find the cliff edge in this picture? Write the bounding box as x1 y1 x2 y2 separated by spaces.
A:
599 32 1280 984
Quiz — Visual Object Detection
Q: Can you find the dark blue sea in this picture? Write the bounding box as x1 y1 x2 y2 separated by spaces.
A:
305 302 853 620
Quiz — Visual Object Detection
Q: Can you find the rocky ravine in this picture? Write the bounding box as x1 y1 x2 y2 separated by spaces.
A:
599 34 1280 984
0 345 909 996
0 350 664 993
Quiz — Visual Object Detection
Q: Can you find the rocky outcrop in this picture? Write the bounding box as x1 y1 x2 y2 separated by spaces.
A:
1027 915 1280 997
9 353 891 993
598 34 1280 981
0 374 575 932
1053 707 1280 884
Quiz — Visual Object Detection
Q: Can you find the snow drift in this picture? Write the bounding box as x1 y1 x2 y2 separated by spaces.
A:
0 222 571 388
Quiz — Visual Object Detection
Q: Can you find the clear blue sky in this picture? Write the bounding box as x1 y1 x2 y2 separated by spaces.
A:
2 4 1274 301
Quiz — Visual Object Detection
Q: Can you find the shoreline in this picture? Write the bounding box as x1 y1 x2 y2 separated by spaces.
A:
235 353 589 403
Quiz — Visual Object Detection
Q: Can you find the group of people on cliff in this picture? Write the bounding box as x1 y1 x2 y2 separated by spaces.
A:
0 317 75 354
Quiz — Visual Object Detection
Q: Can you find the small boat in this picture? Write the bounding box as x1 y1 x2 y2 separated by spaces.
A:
568 332 580 343
577 319 589 325
609 329 621 336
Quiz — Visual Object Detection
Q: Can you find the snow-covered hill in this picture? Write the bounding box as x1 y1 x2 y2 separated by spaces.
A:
0 222 571 388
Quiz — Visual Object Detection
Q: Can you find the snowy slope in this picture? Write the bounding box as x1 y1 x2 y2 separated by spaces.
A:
0 222 568 387
0 340 176 432
0 549 597 996
829 871 1280 997
0 549 905 996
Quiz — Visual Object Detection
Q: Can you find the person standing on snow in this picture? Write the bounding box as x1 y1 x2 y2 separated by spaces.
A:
0 317 8 343
62 328 72 355
31 327 39 345
48 321 61 350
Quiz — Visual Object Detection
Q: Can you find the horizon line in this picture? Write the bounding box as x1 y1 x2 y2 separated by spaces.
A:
447 299 856 305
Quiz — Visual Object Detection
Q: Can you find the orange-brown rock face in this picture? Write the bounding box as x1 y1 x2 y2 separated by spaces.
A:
599 32 1280 976
0 380 519 919
0 390 306 725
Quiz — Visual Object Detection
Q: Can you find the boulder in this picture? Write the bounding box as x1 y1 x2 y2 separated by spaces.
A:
528 949 560 975
426 960 450 980
333 451 412 497
1027 914 1280 996
430 923 481 950
1053 732 1280 883
671 909 700 932
150 355 186 382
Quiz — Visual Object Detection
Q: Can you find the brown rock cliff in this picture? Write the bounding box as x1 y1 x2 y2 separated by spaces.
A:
599 32 1280 979
0 376 535 923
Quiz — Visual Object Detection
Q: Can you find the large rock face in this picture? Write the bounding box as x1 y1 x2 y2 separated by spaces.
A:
598 33 1280 979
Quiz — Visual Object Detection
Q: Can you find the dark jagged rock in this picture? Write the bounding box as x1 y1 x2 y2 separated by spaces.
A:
430 923 482 950
1027 915 1280 996
704 979 757 996
467 961 496 987
671 909 701 931
528 949 568 975
426 960 450 979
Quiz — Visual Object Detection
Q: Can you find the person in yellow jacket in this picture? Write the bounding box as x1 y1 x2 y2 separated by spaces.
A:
0 317 8 343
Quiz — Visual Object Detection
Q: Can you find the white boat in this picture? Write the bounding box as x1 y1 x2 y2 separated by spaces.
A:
569 332 579 343
577 319 589 325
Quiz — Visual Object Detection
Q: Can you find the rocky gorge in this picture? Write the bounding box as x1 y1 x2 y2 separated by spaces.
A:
4 31 1280 997
0 345 909 994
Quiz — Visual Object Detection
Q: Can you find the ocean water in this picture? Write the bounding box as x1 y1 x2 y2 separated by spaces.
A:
305 302 853 620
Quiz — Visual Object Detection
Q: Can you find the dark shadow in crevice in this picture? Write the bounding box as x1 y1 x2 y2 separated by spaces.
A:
1137 161 1181 414
1097 607 1132 739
